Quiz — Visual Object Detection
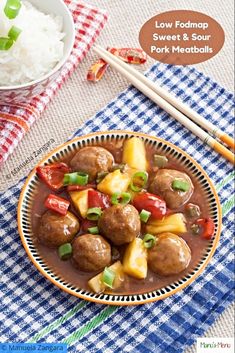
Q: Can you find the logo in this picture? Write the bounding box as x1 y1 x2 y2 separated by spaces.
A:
197 338 234 353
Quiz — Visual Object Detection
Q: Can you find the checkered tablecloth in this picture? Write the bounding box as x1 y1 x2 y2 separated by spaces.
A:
0 0 107 167
0 63 234 353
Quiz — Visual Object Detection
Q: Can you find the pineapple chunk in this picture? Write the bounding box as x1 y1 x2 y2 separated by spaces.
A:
88 261 125 294
97 169 130 195
123 238 147 279
125 166 138 177
122 137 147 171
69 189 92 218
146 213 187 235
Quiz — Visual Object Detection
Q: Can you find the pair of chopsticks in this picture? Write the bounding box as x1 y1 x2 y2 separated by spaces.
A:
93 45 235 165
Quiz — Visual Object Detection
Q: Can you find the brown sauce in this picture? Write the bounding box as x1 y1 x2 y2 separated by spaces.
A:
31 141 210 295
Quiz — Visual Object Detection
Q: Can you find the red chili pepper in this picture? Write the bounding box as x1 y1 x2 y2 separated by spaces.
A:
88 189 110 209
67 184 97 192
87 58 109 82
196 218 215 239
110 47 147 64
81 219 97 233
36 163 70 191
44 194 70 216
133 192 167 220
87 47 147 83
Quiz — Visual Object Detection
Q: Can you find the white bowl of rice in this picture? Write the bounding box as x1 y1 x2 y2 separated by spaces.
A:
0 0 75 103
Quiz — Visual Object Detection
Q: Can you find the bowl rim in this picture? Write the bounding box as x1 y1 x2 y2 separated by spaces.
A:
0 0 75 91
17 130 222 306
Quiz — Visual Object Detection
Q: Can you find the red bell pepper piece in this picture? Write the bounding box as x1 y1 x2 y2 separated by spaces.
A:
133 192 167 220
37 163 70 191
67 184 96 192
196 218 215 239
45 194 70 216
88 189 110 209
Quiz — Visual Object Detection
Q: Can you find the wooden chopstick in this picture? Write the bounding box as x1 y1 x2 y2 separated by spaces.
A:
94 45 234 151
93 45 235 165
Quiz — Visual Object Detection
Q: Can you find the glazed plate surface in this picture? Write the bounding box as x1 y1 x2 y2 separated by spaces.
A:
18 131 222 305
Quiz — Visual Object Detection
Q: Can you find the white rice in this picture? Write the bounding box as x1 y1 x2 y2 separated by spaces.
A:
0 0 64 86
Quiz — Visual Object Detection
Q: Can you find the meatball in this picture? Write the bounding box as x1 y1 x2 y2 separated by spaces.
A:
149 169 194 209
98 204 140 246
148 233 191 276
38 210 79 247
72 234 111 272
70 146 114 181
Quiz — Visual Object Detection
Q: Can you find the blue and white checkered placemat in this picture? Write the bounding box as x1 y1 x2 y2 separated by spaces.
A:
0 63 234 353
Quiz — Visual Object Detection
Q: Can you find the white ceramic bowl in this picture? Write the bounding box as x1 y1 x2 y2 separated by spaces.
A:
0 0 75 104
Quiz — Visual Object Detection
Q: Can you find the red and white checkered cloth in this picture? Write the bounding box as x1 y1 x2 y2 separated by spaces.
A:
0 0 108 167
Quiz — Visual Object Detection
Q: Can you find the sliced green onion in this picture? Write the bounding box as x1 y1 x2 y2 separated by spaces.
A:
88 226 99 234
102 267 115 288
140 209 151 223
58 243 72 260
111 163 126 173
8 26 22 41
87 207 102 220
111 192 131 205
143 233 156 249
153 154 168 168
4 0 22 19
96 171 109 184
172 179 190 192
63 172 88 186
0 37 14 51
191 224 200 235
185 203 201 218
130 171 148 192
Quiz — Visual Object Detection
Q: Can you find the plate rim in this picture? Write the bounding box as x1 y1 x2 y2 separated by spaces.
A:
17 130 222 306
